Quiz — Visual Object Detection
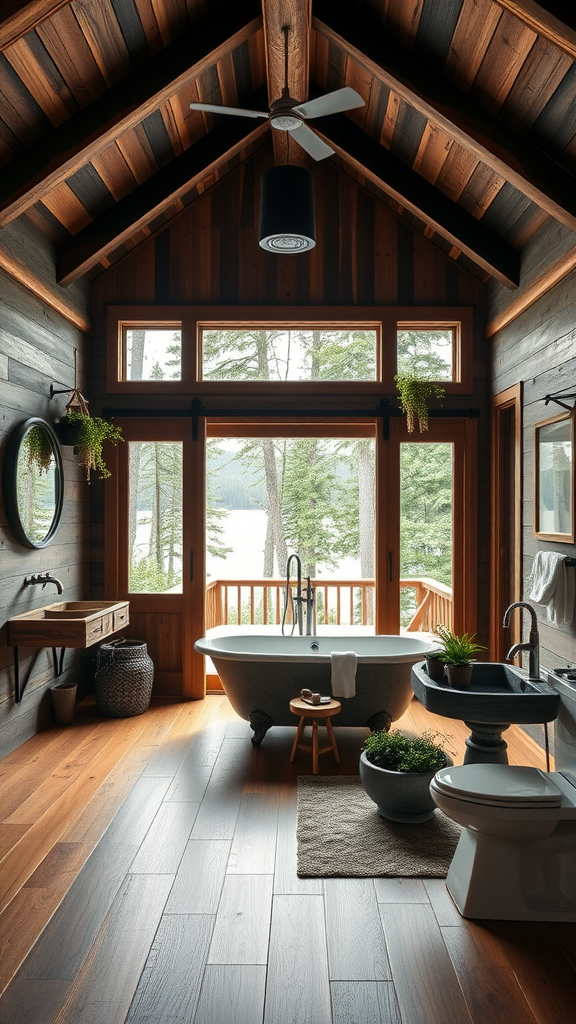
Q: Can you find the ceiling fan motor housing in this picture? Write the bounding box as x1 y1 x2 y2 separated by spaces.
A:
259 165 316 253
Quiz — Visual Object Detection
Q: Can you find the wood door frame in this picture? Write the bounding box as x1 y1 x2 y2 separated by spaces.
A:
104 417 205 699
490 383 522 660
378 417 478 636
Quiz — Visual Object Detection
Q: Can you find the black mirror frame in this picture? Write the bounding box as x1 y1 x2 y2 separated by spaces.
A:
2 417 64 549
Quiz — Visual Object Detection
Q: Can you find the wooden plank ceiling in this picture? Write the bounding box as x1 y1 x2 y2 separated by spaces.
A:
1 0 576 287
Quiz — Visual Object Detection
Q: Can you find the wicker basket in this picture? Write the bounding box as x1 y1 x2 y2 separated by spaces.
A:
95 639 154 718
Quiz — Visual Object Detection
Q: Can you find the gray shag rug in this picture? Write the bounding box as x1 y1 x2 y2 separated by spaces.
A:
297 776 461 878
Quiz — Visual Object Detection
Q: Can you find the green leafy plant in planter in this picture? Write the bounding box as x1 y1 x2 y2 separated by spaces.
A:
362 728 452 773
62 410 123 481
394 371 445 433
434 624 486 688
54 388 122 481
359 729 454 822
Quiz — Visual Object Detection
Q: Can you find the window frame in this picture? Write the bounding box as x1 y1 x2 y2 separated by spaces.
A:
107 305 474 395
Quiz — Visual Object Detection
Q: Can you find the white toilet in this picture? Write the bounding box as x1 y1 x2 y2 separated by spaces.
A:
430 763 576 920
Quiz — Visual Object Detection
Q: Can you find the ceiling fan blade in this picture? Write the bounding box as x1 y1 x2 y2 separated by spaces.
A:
289 123 334 161
293 88 365 120
189 103 268 119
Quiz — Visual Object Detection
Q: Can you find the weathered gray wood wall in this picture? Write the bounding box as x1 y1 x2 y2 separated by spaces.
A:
0 267 90 756
491 265 576 671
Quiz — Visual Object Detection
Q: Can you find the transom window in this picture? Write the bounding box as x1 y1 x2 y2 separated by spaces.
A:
397 325 455 381
121 325 182 381
201 327 379 382
107 306 473 394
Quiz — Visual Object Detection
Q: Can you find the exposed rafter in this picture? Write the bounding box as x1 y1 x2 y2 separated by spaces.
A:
313 0 576 233
56 120 269 286
316 113 520 287
494 0 576 59
0 0 70 51
0 0 262 227
262 0 311 165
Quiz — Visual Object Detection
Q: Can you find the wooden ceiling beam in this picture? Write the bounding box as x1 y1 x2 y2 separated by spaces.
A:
493 1 576 60
56 120 268 286
313 1 576 233
0 0 71 51
0 0 262 227
262 0 311 165
316 113 520 287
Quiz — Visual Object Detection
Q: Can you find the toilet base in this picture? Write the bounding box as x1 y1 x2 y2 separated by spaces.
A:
447 825 576 921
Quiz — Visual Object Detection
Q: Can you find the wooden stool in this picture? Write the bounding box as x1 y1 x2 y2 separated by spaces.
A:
289 697 341 775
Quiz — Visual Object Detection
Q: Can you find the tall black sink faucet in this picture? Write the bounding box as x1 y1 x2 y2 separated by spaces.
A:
24 573 64 595
503 601 540 681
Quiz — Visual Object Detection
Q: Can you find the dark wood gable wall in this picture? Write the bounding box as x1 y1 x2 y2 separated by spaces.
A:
89 154 490 689
491 258 576 672
0 262 91 755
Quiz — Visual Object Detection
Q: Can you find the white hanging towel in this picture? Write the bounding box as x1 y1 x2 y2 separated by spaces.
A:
331 651 357 699
527 551 575 625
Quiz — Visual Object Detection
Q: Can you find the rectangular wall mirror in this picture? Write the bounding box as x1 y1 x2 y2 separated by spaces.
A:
534 411 575 542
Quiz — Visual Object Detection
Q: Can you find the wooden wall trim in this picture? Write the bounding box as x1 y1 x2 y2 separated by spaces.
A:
494 0 576 61
490 383 522 659
486 246 576 338
0 242 91 333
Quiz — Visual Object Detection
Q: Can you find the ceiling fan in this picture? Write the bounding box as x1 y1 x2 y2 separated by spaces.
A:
189 25 365 161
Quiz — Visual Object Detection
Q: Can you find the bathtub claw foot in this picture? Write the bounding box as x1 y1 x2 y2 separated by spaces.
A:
367 710 392 734
249 709 275 746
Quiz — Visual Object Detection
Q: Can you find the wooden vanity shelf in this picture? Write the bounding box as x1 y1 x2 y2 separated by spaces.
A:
8 600 130 702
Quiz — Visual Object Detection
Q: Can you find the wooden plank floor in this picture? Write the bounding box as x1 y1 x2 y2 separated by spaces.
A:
0 694 574 1024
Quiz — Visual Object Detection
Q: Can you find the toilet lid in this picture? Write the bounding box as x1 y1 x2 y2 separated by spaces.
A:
433 764 562 806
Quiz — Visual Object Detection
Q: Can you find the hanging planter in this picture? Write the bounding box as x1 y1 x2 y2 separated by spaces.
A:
54 384 122 481
394 372 445 433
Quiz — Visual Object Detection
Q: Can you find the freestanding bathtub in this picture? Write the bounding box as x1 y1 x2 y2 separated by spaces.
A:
194 634 432 744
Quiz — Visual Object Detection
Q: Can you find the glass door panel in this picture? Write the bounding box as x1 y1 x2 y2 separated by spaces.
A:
205 429 376 635
128 440 183 593
399 441 454 634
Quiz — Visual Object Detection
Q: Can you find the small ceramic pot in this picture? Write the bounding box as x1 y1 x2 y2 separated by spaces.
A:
445 664 472 689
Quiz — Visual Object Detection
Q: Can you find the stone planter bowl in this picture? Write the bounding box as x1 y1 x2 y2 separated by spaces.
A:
359 749 452 823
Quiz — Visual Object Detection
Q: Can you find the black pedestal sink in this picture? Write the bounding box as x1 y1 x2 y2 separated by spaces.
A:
411 661 560 764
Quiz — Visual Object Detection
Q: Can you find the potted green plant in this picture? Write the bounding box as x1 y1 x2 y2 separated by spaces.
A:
54 388 122 481
359 729 453 822
394 371 445 433
435 625 486 689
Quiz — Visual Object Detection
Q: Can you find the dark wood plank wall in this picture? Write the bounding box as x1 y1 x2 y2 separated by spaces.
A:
0 254 90 756
90 155 489 695
491 266 576 670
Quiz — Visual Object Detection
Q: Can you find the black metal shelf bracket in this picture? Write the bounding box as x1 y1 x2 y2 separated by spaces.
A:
14 646 66 703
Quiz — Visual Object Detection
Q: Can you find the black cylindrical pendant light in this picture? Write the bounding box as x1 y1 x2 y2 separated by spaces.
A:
259 165 316 253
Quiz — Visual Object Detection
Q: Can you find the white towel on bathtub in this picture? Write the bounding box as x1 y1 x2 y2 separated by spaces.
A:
331 651 357 699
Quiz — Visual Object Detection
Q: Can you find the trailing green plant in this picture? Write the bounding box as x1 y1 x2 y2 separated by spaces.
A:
362 728 453 773
61 410 123 481
394 371 445 433
434 623 486 667
22 425 54 475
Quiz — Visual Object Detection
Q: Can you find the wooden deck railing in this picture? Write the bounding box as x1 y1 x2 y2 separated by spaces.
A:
205 576 452 631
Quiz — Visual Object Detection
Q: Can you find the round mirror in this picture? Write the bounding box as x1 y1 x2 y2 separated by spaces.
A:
2 418 64 548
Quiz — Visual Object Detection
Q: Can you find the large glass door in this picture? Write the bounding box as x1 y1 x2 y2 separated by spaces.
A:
377 417 477 636
205 421 376 640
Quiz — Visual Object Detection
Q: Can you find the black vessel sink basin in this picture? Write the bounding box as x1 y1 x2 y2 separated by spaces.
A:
411 661 560 724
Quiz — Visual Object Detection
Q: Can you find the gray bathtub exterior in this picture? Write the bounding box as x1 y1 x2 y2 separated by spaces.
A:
194 634 432 744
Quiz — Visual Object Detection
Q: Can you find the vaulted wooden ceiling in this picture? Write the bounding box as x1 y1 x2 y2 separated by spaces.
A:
1 0 576 290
